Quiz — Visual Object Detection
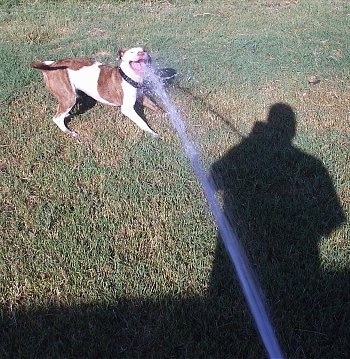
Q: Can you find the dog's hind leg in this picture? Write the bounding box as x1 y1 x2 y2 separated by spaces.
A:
44 71 78 137
53 99 77 137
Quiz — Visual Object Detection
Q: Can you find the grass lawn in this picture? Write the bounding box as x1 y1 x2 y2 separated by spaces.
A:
0 0 349 358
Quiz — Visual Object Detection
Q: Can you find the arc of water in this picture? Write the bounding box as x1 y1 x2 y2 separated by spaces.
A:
146 68 285 359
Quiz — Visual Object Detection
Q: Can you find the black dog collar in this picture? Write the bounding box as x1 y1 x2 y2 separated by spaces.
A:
118 68 142 89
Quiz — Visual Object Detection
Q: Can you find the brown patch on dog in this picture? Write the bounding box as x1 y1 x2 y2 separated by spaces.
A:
41 68 76 119
54 58 95 71
97 65 124 105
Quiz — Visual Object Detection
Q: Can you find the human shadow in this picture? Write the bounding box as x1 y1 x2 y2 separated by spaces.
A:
210 103 348 358
1 292 266 359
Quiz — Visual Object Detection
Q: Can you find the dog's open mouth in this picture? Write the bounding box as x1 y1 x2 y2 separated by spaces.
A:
130 59 149 73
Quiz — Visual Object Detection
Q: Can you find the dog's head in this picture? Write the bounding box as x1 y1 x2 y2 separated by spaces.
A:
117 47 151 73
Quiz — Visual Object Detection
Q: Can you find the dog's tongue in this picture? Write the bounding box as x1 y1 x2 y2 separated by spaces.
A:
131 60 146 72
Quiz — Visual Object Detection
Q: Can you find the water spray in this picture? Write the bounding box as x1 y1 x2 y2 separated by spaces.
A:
146 67 285 359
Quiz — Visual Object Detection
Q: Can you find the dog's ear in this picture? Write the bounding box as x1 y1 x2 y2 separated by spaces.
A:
117 48 127 60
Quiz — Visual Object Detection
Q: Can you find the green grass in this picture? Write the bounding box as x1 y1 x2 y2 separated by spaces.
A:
1 0 349 358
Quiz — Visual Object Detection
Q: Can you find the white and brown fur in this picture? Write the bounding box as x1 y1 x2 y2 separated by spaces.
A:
31 47 162 137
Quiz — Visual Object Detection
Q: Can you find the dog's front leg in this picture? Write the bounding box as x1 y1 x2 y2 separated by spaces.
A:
121 86 158 137
142 95 164 114
121 105 158 138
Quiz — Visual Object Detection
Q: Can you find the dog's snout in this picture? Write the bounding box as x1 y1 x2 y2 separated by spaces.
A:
138 51 145 57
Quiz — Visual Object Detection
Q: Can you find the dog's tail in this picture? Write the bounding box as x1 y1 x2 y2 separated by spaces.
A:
31 61 67 70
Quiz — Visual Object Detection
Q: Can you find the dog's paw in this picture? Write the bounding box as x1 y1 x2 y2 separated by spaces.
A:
66 130 79 138
149 131 159 139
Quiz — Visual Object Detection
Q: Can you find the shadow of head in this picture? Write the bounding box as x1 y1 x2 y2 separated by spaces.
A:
267 103 296 139
143 68 177 93
154 68 177 86
252 103 297 144
141 68 177 112
265 102 296 140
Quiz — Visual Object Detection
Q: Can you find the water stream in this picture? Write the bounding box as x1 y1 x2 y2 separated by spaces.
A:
146 68 285 359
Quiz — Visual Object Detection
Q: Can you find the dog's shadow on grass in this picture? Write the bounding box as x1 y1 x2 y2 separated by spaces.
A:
64 90 98 129
69 90 97 117
1 103 348 358
67 90 152 128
